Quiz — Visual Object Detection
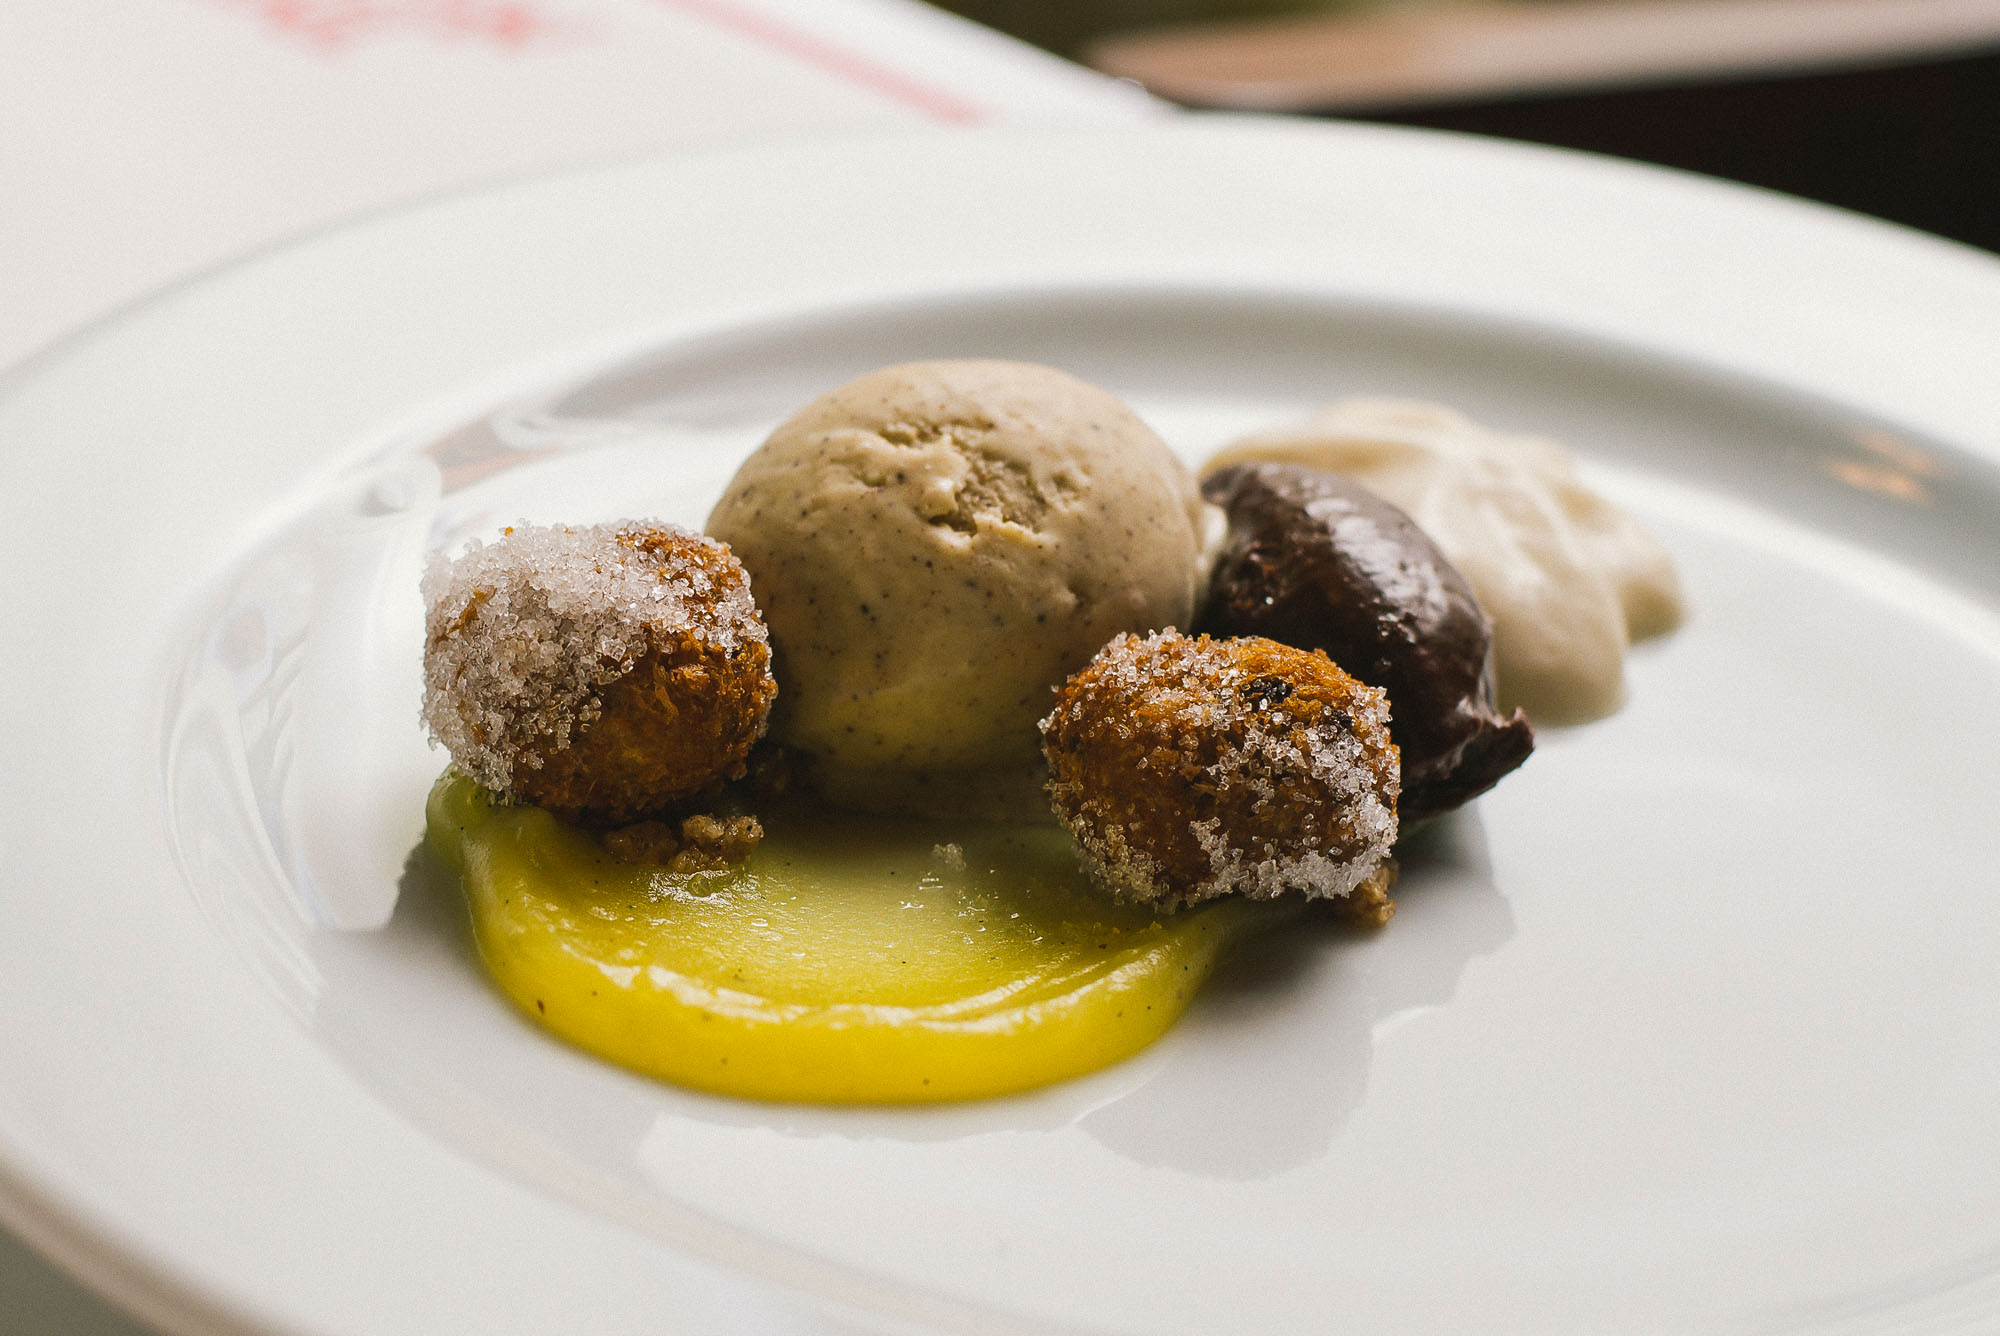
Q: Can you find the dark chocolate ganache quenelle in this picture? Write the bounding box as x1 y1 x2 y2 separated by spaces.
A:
1198 462 1534 822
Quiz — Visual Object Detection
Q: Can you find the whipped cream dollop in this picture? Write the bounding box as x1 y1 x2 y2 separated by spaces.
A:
1206 398 1684 722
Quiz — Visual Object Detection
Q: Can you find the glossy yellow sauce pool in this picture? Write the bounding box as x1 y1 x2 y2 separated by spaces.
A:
426 772 1284 1102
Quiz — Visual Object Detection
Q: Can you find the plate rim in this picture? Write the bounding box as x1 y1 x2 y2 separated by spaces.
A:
3 114 2000 1336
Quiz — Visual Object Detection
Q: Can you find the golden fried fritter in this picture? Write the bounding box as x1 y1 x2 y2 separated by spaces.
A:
421 521 776 824
1040 630 1400 909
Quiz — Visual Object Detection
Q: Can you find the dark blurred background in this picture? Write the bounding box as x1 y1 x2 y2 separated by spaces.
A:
1364 53 2000 254
937 0 2000 254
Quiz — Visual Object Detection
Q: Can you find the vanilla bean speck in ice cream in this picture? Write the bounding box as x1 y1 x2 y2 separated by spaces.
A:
707 360 1215 817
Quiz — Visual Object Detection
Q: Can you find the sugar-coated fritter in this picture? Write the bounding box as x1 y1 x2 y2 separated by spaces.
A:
421 521 776 824
1200 463 1532 822
1040 630 1400 910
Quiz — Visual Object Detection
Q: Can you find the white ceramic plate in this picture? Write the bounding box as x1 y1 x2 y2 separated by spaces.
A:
4 119 2000 1336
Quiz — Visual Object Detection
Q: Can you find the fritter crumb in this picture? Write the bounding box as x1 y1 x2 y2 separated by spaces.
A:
599 812 764 869
421 521 776 823
1040 630 1400 909
597 819 681 864
1335 859 1398 930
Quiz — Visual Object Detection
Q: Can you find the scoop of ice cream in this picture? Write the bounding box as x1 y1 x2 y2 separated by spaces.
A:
1207 398 1684 723
707 360 1210 815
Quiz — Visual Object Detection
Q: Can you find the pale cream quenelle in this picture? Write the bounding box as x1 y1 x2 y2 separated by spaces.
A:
709 360 1215 815
1207 398 1684 722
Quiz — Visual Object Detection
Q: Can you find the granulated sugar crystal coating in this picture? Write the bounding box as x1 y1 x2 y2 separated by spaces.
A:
1040 630 1400 909
420 521 775 822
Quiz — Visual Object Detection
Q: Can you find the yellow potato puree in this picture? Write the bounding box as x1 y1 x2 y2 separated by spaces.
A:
426 772 1284 1102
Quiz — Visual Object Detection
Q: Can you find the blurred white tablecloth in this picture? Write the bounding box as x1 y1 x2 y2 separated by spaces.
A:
0 2 1150 1329
0 0 1154 373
